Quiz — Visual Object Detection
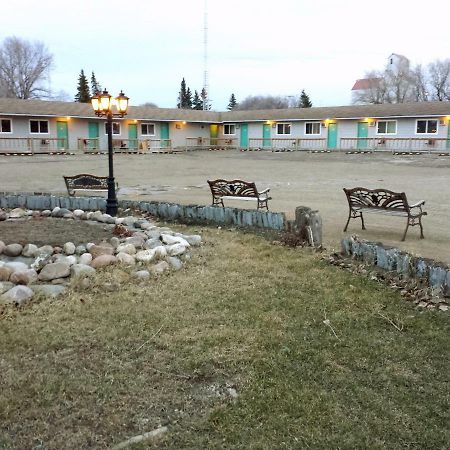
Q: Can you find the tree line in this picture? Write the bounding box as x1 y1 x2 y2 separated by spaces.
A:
353 55 450 104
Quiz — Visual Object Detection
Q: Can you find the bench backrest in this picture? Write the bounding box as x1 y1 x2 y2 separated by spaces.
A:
344 187 409 212
64 174 108 190
208 179 258 197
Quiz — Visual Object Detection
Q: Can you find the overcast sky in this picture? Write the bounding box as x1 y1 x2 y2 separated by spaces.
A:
2 0 449 110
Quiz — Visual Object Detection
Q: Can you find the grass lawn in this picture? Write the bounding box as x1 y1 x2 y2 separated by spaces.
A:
0 225 449 449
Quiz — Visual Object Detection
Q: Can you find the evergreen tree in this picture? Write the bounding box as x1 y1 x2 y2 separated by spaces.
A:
192 90 203 110
201 88 210 110
227 93 237 110
177 78 189 108
185 87 193 109
90 71 101 95
75 70 90 102
298 89 312 108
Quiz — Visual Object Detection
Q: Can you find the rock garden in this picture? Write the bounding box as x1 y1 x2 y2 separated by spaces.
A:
0 207 202 306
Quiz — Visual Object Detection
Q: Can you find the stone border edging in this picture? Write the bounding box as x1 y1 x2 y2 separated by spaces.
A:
0 192 286 231
341 236 450 297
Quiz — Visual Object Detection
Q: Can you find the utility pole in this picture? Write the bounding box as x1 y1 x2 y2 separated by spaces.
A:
202 0 209 110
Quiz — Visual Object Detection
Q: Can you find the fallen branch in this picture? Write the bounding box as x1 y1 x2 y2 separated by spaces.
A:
135 324 164 352
111 426 168 449
377 312 404 332
323 319 340 341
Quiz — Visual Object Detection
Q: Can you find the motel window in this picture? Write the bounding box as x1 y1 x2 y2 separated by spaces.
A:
223 124 236 135
416 120 438 134
29 120 49 134
377 120 397 134
276 123 291 135
305 122 321 135
0 119 12 133
141 123 155 136
105 122 121 135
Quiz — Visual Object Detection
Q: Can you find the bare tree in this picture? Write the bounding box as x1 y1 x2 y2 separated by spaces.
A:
428 59 450 101
384 56 415 103
0 36 53 99
411 64 429 102
235 95 290 110
140 102 159 108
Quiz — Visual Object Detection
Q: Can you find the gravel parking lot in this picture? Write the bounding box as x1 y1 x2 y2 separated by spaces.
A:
1 150 449 264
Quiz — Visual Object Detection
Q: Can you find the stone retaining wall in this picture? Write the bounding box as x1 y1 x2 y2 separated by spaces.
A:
342 236 450 297
0 192 286 231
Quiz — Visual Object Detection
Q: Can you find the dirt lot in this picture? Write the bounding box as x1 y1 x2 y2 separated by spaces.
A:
1 151 449 263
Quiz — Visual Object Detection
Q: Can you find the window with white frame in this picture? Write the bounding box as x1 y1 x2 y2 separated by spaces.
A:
0 119 12 133
376 120 397 134
105 122 121 135
223 124 236 135
29 120 49 134
305 122 321 135
141 123 155 136
416 119 438 134
276 123 291 135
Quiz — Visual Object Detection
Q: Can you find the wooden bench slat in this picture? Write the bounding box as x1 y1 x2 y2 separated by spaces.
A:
207 179 271 210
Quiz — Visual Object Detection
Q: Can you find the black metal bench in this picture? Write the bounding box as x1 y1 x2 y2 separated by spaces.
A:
207 179 271 210
343 187 427 241
63 174 111 197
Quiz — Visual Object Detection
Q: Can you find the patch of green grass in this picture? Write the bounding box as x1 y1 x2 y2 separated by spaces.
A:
0 227 448 449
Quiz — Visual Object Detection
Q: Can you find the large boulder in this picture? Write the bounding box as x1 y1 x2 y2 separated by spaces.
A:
10 269 38 285
1 285 34 306
135 249 156 263
63 242 76 255
166 243 187 256
151 261 170 275
161 234 190 247
116 243 136 255
38 262 71 281
22 244 39 257
3 243 24 257
30 284 66 297
89 242 115 259
70 264 96 277
166 256 183 271
0 266 13 281
4 261 29 273
91 254 117 269
79 253 93 265
8 208 27 218
116 252 136 266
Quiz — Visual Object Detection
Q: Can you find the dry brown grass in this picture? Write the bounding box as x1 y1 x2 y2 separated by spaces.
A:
0 225 449 449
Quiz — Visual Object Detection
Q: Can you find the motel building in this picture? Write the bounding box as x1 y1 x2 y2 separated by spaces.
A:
0 98 449 154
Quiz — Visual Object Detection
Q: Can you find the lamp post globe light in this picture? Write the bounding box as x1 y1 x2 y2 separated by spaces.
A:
91 89 129 216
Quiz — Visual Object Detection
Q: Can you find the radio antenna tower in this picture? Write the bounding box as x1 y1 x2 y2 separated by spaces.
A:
202 0 209 110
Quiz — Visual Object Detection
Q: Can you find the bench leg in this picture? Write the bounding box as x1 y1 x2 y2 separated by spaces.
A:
419 217 425 239
401 220 409 241
343 212 351 232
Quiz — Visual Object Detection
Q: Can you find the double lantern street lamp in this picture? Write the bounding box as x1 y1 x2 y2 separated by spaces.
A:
91 89 129 216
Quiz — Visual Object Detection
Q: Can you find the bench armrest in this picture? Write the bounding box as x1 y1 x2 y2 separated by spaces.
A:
258 188 270 195
409 200 425 208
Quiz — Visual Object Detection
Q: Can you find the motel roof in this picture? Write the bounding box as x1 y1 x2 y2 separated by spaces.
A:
0 98 448 123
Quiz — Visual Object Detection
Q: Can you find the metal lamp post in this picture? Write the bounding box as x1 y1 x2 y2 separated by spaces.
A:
91 89 129 216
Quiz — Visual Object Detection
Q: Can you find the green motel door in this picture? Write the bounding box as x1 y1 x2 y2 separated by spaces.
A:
160 122 169 148
327 123 338 149
447 120 450 150
128 123 138 150
240 123 248 148
56 121 68 150
210 124 219 146
88 122 99 150
262 123 271 148
357 122 369 149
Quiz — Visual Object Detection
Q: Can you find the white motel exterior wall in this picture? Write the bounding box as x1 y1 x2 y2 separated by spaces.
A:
0 102 449 151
